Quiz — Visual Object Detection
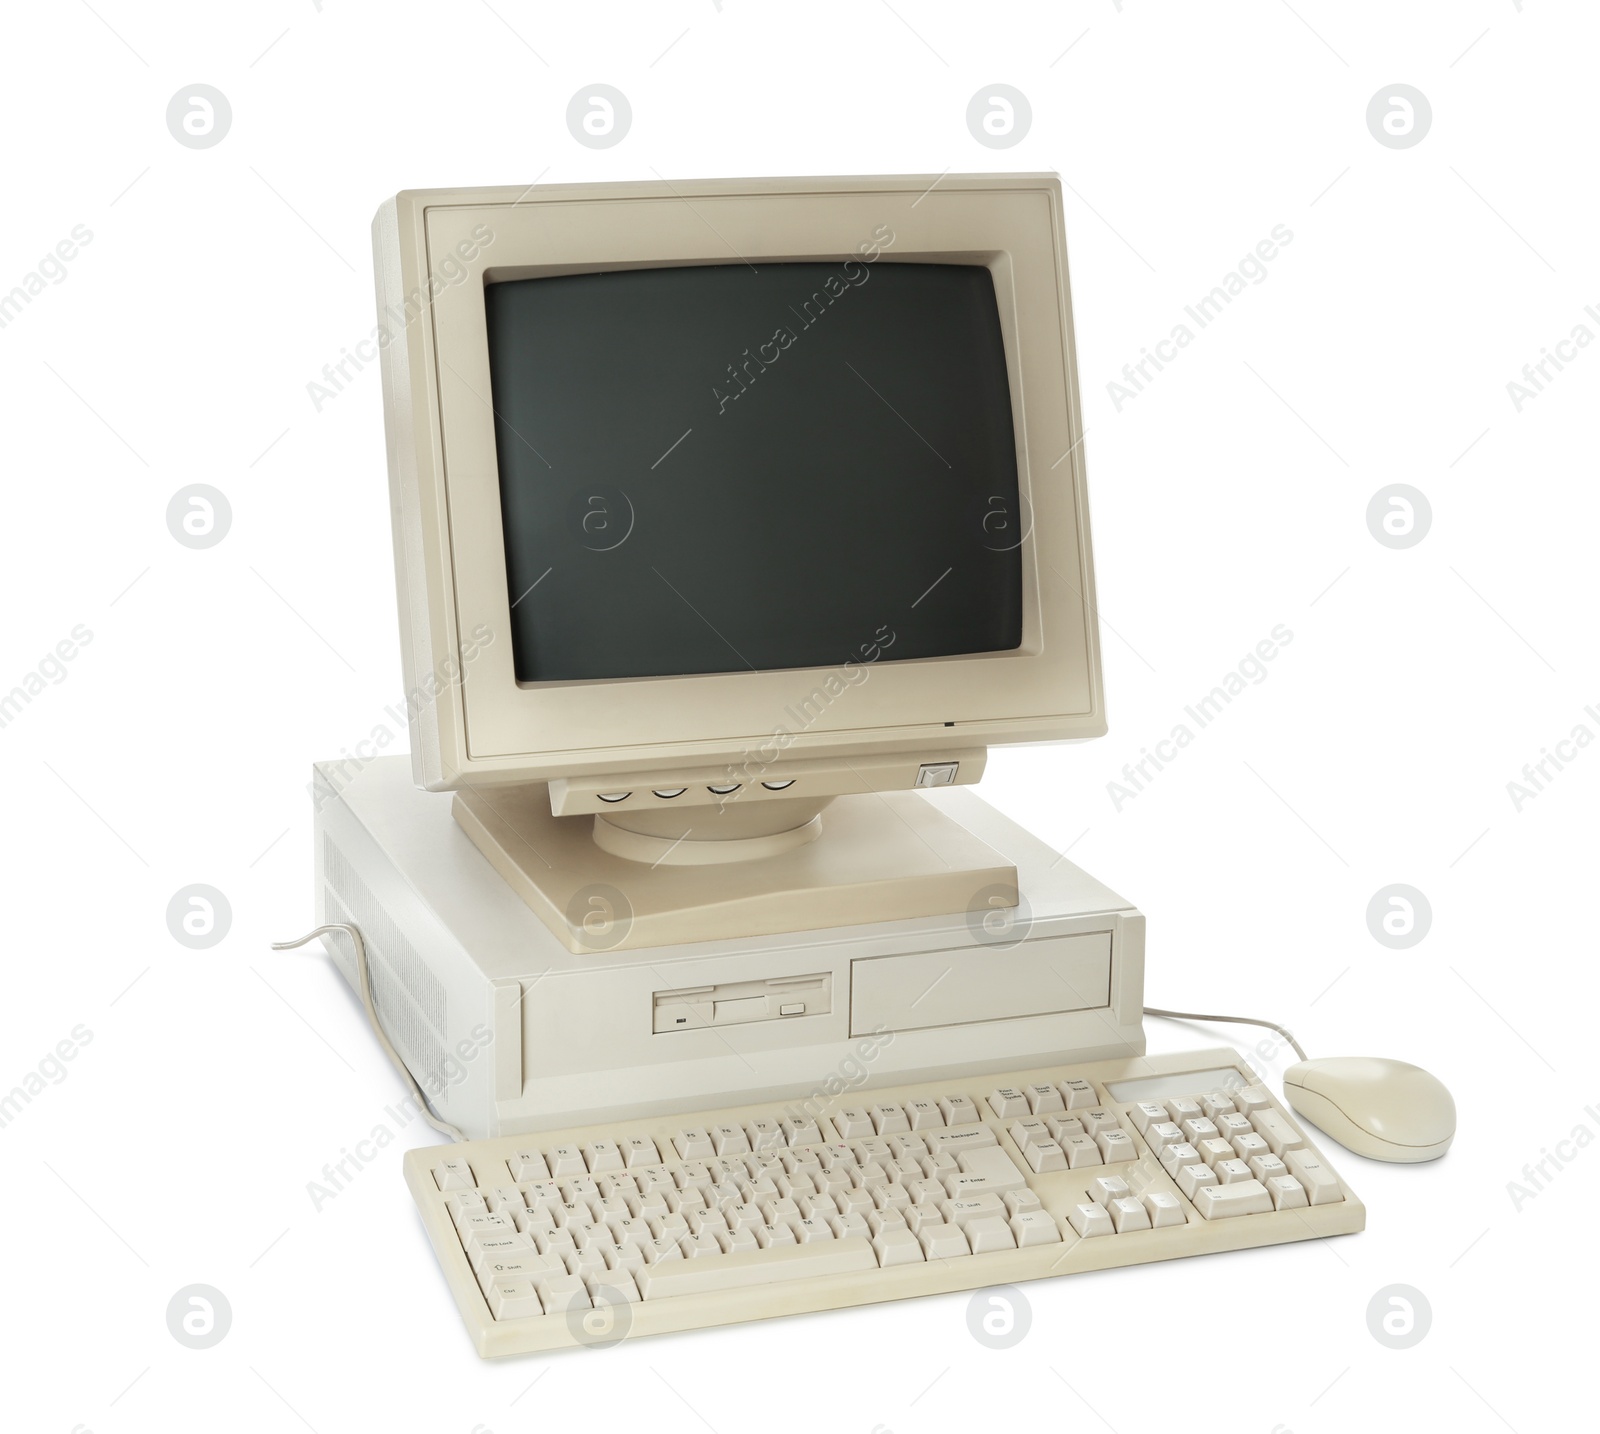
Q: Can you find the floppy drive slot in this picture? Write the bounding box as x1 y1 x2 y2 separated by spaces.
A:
653 972 832 1033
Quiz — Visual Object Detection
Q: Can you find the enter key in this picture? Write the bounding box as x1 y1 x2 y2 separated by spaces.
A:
943 1145 1029 1196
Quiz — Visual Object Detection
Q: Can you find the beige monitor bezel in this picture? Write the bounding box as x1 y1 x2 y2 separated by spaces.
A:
374 174 1104 790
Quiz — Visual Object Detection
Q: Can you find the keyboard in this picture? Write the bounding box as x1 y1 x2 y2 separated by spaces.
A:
404 1047 1364 1356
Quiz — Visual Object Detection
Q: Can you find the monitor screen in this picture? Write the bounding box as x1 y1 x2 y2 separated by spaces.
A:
484 260 1024 683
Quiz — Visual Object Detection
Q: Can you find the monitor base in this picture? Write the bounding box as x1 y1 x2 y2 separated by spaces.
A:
452 781 1018 953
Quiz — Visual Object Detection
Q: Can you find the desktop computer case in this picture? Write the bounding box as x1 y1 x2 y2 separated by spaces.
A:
313 756 1146 1140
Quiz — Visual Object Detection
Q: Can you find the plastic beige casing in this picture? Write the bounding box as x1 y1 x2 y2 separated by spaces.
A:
403 1047 1364 1356
372 174 1104 791
312 757 1146 1141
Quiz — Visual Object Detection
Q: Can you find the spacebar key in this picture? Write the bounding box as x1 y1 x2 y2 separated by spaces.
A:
635 1238 877 1300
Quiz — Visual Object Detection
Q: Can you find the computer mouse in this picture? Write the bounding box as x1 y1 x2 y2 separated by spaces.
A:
1282 1057 1455 1163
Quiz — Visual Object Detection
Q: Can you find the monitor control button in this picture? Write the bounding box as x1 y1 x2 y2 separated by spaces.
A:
651 788 688 799
915 762 960 788
760 780 795 791
707 784 741 795
597 792 632 803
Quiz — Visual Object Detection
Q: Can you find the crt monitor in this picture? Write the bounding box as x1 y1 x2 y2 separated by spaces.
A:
373 173 1104 826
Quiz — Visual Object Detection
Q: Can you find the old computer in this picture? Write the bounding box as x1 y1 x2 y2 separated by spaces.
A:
278 174 1454 1355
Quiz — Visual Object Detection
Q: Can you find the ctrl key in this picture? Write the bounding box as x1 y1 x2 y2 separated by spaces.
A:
489 1280 545 1320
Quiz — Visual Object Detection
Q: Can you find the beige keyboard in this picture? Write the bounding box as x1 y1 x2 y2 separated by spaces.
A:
404 1047 1364 1356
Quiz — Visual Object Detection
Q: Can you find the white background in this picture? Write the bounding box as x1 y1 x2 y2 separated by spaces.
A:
2 2 1595 1430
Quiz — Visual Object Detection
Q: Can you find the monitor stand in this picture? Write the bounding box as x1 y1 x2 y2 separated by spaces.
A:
452 783 1018 953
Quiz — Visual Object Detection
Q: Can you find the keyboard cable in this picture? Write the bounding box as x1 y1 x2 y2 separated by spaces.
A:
273 923 466 1141
1143 1007 1309 1063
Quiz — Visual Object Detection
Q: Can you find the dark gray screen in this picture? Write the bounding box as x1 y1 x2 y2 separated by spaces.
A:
484 260 1023 682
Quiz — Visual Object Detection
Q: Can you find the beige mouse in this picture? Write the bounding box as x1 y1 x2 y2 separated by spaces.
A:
1282 1057 1455 1163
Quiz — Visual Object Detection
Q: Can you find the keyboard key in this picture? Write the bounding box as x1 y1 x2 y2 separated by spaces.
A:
583 1140 624 1174
536 1273 588 1314
1109 1196 1151 1233
1181 1117 1220 1145
1233 1084 1271 1114
1060 1134 1103 1169
1067 1202 1113 1237
1267 1175 1309 1211
780 1117 823 1146
862 1104 903 1135
547 1145 586 1177
674 1128 714 1159
1194 1179 1274 1220
508 1150 548 1181
955 1147 1027 1189
1145 1122 1184 1153
1215 1113 1254 1142
1251 1110 1305 1158
460 1212 519 1247
1248 1154 1289 1184
635 1235 877 1299
1097 1130 1136 1163
433 1158 475 1191
1215 1158 1254 1185
943 1194 1007 1227
1232 1133 1270 1164
469 1235 532 1271
1059 1077 1097 1109
1091 1175 1130 1204
833 1107 875 1139
752 1119 789 1152
1159 1142 1202 1177
873 1227 924 1266
565 1247 607 1278
489 1279 543 1320
712 1123 751 1156
483 1186 524 1215
1011 1210 1061 1246
622 1136 660 1168
1025 1082 1065 1114
1143 1190 1186 1228
988 1087 1030 1119
1201 1091 1237 1119
473 1248 563 1293
1198 1138 1235 1168
1080 1108 1119 1136
1128 1101 1169 1134
1009 1117 1050 1148
903 1099 943 1130
1177 1163 1218 1200
1023 1141 1067 1174
925 1125 998 1155
920 1223 971 1257
1285 1150 1343 1205
1166 1097 1204 1125
939 1094 980 1125
587 1271 641 1304
1047 1115 1086 1140
966 1216 1017 1253
1005 1189 1042 1217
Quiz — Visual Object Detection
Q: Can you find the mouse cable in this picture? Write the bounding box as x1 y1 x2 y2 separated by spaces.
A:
273 923 465 1142
1143 1006 1308 1064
